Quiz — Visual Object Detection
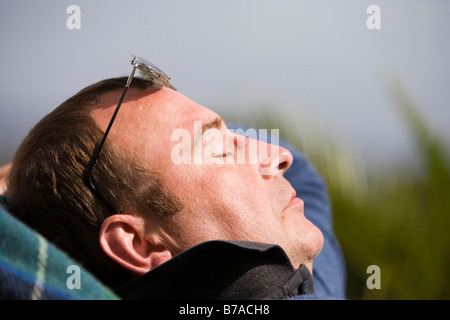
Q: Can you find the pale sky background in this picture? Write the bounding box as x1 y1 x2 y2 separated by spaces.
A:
1 0 449 168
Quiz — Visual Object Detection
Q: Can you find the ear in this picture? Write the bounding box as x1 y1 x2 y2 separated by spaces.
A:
99 214 173 275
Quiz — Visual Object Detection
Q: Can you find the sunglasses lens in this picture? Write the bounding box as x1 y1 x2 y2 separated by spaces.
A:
130 55 175 90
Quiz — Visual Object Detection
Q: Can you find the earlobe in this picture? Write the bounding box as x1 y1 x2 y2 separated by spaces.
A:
99 214 173 275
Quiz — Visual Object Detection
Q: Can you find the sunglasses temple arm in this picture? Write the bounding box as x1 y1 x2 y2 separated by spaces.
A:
85 66 137 193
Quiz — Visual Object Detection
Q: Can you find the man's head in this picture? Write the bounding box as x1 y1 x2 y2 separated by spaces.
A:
6 77 323 288
5 78 182 288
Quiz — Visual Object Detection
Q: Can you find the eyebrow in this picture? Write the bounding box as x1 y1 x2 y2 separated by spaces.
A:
202 117 223 134
194 117 223 147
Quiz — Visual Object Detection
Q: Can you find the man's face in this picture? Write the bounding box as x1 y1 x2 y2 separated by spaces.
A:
92 87 323 271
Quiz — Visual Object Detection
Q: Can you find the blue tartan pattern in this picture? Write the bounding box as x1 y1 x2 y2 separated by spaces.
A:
0 196 119 300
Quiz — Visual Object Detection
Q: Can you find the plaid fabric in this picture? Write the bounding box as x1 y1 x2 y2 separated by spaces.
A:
0 195 119 300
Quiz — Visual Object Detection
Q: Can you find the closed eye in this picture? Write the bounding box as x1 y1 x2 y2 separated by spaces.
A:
214 151 233 158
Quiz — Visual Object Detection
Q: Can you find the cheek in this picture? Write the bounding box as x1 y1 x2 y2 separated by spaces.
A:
208 170 281 236
160 163 279 243
209 168 266 210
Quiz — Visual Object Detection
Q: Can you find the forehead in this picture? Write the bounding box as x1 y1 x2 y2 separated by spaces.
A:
91 86 219 160
94 87 217 127
144 87 216 124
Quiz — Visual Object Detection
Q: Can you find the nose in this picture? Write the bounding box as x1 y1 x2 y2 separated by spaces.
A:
257 140 293 179
231 132 293 178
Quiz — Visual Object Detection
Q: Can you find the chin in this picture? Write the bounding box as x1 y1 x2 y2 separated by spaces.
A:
305 224 325 263
289 222 324 270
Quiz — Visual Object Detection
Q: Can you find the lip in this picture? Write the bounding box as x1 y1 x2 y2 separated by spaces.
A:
284 191 304 211
287 196 303 209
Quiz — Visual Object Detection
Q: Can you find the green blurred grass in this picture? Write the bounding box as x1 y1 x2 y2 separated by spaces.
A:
223 83 450 299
